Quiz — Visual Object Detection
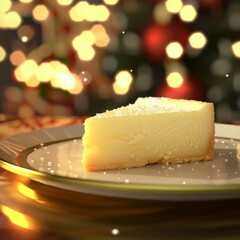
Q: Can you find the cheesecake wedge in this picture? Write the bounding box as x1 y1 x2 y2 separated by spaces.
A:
82 97 215 171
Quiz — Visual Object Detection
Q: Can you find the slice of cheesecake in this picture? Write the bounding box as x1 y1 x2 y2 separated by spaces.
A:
82 97 215 171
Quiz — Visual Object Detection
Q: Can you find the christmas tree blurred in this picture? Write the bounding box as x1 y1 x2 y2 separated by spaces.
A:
0 0 239 121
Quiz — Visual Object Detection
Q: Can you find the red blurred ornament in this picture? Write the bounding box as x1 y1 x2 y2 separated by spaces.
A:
156 76 205 101
142 20 189 63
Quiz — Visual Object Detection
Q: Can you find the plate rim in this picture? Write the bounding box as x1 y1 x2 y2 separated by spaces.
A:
0 123 240 200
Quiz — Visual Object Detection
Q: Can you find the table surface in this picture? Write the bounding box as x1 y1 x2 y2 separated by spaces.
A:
0 114 240 240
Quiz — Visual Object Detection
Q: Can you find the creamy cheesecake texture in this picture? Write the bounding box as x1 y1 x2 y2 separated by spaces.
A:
82 97 215 171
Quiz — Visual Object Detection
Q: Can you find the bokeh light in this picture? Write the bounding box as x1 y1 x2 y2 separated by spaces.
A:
104 0 119 5
113 70 133 95
32 5 50 22
0 46 7 62
166 72 184 88
189 32 207 49
57 0 73 6
0 0 12 13
166 42 184 59
179 5 198 22
232 41 240 58
165 0 183 14
9 50 26 66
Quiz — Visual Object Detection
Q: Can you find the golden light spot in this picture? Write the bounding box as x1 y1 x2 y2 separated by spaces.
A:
14 59 38 82
94 5 110 22
0 46 7 62
91 24 110 47
69 2 109 22
189 32 207 49
179 5 197 22
26 76 40 87
36 62 53 82
232 41 240 58
77 46 95 61
0 0 12 13
113 70 133 95
69 1 89 22
19 0 33 3
165 0 183 14
166 72 184 88
6 11 22 28
1 205 31 229
10 50 26 66
68 75 84 94
57 0 73 6
103 0 119 5
166 42 184 59
32 5 50 22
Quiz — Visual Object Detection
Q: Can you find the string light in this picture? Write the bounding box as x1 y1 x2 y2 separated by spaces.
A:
57 0 73 6
5 11 22 29
104 0 119 5
0 0 12 13
19 0 33 3
9 51 26 66
179 5 198 22
32 5 49 22
232 41 240 58
113 70 133 95
69 2 109 22
166 42 184 59
91 24 110 47
0 46 7 62
165 0 183 14
166 72 184 88
188 32 207 49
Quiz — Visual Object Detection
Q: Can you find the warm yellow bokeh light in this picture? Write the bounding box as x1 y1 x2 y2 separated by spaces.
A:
232 41 240 58
57 0 73 6
68 76 84 94
69 2 109 22
36 62 53 82
0 0 12 13
165 0 183 14
189 32 207 49
9 50 26 66
91 24 110 47
6 11 22 28
77 46 95 61
104 0 119 5
19 0 33 3
0 46 7 62
32 5 50 22
179 5 197 22
26 76 40 87
113 70 133 95
1 205 31 229
166 42 184 59
69 1 89 22
166 72 184 88
14 59 38 82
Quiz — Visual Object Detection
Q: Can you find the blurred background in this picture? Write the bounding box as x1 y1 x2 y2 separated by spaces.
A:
0 0 239 121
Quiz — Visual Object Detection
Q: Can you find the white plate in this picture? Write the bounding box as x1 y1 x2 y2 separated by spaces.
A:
0 123 239 201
